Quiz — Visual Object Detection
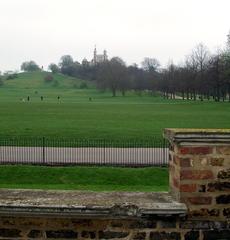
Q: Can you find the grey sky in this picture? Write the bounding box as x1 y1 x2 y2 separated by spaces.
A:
0 0 229 72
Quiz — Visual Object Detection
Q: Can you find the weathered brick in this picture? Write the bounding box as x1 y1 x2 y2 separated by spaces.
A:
210 158 224 166
133 232 146 240
223 208 230 217
207 182 230 192
129 219 156 229
110 220 124 228
180 221 227 229
184 231 199 240
179 147 212 155
150 231 181 240
216 194 230 204
98 231 129 239
179 147 190 155
203 230 230 240
81 231 96 239
188 208 220 217
46 230 78 238
180 184 197 192
180 158 191 167
198 185 206 192
173 177 179 188
216 146 230 155
187 197 212 205
218 168 230 179
27 230 43 238
158 220 176 228
0 228 21 238
181 170 214 180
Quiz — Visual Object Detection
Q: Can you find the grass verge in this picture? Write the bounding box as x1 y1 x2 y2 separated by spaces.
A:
0 165 168 192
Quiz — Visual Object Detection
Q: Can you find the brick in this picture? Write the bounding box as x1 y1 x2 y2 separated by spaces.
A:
173 177 179 188
150 231 181 240
207 182 230 192
179 147 212 155
184 231 199 240
0 228 21 238
218 168 230 179
173 156 179 165
181 170 214 180
216 146 230 155
198 185 206 192
81 231 96 239
203 230 230 240
210 158 224 166
216 194 230 204
129 219 156 229
27 230 43 238
110 220 124 228
223 208 230 217
188 208 220 217
133 232 146 240
180 184 197 192
46 230 78 238
158 220 176 228
98 231 129 239
180 158 191 167
187 197 212 205
179 147 190 155
180 221 227 229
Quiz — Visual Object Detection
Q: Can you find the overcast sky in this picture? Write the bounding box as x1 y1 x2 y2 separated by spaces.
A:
0 0 229 72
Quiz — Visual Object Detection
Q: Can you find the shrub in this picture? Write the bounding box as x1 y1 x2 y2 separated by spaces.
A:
6 73 18 80
44 74 54 82
79 82 88 89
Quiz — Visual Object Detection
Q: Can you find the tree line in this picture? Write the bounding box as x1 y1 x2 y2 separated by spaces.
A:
2 32 230 100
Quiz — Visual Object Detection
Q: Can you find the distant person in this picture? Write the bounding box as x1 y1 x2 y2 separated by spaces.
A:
58 96 60 100
27 96 30 101
41 96 43 101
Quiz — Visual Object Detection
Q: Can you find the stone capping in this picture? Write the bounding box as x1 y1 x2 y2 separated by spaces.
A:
164 128 230 144
0 190 187 219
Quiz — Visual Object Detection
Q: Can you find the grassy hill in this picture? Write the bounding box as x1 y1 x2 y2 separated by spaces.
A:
2 71 93 89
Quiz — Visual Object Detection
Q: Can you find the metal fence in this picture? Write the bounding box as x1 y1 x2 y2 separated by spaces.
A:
0 138 169 167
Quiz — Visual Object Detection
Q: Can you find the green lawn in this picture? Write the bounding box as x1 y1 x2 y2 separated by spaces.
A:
0 90 230 140
0 166 168 192
1 71 230 140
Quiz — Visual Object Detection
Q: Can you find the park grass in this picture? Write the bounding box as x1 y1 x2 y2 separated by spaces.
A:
0 71 230 140
0 165 168 192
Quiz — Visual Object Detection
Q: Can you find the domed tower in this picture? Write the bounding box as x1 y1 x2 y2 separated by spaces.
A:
93 46 97 64
103 50 108 61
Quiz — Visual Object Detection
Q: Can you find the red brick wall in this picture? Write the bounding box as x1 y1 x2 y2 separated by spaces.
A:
169 144 230 220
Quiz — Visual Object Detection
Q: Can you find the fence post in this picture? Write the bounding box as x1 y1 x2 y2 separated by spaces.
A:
42 137 45 164
103 139 106 165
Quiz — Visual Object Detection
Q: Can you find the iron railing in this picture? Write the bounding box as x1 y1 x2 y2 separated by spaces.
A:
0 138 169 167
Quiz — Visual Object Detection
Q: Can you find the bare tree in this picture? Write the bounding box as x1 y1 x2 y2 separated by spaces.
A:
141 58 160 72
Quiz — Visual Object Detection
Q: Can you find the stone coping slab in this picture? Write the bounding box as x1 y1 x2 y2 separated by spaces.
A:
0 189 187 219
164 128 230 144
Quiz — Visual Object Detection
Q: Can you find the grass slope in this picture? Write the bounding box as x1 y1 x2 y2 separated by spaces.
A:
0 166 168 191
2 71 93 89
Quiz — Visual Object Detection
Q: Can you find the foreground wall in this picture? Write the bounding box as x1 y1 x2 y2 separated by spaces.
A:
0 129 229 240
0 216 229 240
